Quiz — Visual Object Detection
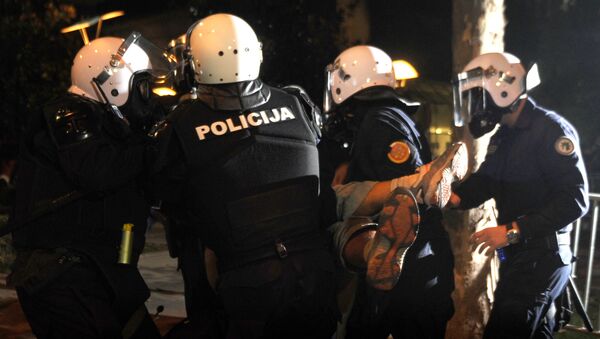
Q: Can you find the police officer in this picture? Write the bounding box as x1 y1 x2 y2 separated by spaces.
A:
322 45 464 338
449 52 589 338
8 33 169 338
152 14 337 338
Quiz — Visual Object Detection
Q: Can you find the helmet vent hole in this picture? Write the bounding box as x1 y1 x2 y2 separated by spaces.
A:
220 78 223 82
218 51 224 56
111 89 119 97
501 91 508 98
343 74 351 81
336 88 341 95
88 65 92 68
233 49 238 54
235 73 238 76
209 74 212 77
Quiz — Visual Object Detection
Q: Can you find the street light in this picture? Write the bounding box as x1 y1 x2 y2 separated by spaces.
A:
61 10 125 45
96 11 125 39
392 59 419 88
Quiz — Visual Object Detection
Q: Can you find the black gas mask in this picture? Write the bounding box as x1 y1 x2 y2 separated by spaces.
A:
120 72 166 133
462 88 512 138
452 62 535 139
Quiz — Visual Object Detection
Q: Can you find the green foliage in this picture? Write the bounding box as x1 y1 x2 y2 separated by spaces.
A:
0 0 80 141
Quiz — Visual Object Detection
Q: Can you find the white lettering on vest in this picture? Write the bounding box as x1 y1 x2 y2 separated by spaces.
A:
269 108 281 123
260 111 270 124
196 125 210 140
239 114 249 128
211 121 227 136
247 112 261 126
226 118 242 132
280 107 295 120
194 106 296 141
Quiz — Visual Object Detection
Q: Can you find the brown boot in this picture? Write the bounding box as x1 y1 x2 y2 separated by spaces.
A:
366 187 420 291
421 142 468 208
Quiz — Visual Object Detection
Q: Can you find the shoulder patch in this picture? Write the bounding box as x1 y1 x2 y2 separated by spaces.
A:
387 141 411 164
554 136 575 156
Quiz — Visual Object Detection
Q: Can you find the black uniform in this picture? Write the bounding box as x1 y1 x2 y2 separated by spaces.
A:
326 87 455 338
153 80 337 339
9 94 160 339
455 98 589 338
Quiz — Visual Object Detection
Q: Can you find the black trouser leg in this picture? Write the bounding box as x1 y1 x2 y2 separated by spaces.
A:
484 250 570 339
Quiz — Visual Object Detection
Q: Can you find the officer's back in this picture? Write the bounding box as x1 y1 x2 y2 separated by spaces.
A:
153 13 337 339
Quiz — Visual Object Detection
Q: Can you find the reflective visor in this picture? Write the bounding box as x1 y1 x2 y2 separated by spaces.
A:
452 67 486 127
95 31 176 86
323 62 336 113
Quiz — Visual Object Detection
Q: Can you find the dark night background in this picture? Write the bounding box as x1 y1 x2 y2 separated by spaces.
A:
1 0 599 184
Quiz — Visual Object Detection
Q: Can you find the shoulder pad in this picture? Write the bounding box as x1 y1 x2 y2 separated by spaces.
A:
281 85 323 140
44 94 103 148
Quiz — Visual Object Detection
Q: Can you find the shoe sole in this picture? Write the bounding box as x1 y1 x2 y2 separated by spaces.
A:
366 187 420 291
423 142 468 208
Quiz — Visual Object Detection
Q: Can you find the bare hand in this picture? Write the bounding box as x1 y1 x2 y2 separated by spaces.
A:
471 225 508 255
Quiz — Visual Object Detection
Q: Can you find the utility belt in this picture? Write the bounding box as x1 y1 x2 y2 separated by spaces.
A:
506 231 571 257
219 232 325 272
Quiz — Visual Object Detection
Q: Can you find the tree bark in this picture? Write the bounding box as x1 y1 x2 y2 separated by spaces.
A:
445 1 505 338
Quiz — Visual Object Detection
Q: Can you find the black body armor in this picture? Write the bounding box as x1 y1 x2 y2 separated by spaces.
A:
160 83 325 270
11 93 152 316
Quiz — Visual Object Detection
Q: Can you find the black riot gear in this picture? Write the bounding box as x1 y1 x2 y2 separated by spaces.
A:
153 79 337 338
10 93 160 338
119 72 167 133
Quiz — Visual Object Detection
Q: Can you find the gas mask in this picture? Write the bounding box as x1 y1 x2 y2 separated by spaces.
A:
461 87 512 138
452 53 540 139
119 72 165 133
453 66 519 138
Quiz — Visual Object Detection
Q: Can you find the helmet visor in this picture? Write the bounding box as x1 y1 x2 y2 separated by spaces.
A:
452 67 487 127
323 62 337 114
95 31 177 86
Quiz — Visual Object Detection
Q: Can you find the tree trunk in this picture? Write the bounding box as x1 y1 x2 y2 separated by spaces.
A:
445 1 505 338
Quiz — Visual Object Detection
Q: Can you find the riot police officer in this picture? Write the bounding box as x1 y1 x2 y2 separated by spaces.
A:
322 45 465 338
8 33 170 338
152 13 337 338
449 52 589 338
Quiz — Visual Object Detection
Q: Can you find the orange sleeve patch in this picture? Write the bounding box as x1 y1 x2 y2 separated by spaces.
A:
387 141 411 164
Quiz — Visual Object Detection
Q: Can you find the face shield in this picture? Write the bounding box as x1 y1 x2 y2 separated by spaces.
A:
452 67 488 128
323 62 337 114
453 67 510 138
166 34 191 94
94 31 177 101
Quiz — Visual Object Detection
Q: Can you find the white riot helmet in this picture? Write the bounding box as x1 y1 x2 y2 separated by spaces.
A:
187 13 262 84
452 52 540 137
323 45 395 113
69 32 174 107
